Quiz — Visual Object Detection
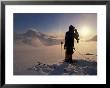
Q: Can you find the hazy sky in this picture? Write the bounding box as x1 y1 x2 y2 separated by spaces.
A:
14 13 97 40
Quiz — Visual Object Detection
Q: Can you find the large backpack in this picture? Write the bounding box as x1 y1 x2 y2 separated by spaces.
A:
74 29 79 41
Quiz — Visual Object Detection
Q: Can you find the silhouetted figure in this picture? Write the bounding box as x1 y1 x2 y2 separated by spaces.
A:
64 25 79 63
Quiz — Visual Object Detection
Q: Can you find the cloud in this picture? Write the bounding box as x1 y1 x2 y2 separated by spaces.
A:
86 35 97 42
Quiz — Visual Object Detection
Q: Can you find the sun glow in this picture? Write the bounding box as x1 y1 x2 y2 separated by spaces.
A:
79 26 93 40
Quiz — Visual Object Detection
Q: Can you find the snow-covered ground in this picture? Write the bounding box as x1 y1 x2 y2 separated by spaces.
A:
14 41 97 75
27 60 97 75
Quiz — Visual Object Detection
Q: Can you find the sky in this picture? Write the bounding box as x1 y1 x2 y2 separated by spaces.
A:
14 13 97 40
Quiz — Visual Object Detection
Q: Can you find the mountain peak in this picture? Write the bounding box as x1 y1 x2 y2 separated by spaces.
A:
24 29 38 37
29 28 40 33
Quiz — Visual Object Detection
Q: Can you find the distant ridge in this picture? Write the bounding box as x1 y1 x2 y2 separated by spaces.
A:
86 35 97 42
14 29 63 46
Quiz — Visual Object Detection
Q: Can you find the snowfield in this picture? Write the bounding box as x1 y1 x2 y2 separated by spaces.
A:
14 29 97 75
14 44 97 75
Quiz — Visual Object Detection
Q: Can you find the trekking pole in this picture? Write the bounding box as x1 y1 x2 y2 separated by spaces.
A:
61 41 63 58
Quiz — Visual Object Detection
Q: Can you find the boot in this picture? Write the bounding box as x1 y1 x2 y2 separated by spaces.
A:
64 59 69 62
68 58 73 63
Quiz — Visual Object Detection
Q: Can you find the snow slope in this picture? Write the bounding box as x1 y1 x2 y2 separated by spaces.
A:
27 59 97 75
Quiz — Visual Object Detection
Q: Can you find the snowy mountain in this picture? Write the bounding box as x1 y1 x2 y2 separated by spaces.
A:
86 35 97 42
14 29 63 47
